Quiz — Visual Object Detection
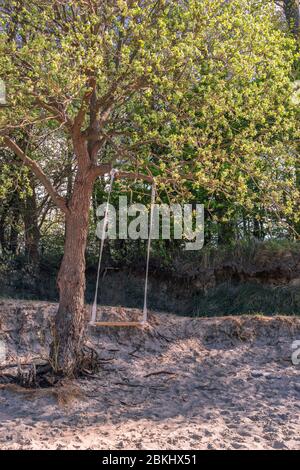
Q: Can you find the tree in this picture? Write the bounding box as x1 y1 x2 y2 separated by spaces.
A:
280 0 300 234
0 0 298 374
0 146 34 257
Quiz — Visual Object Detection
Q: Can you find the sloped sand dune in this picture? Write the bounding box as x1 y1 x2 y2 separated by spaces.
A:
0 300 300 450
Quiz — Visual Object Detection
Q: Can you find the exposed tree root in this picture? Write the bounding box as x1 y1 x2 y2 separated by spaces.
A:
0 344 103 389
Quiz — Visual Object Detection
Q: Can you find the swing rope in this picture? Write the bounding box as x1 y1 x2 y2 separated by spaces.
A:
90 169 117 324
90 169 155 326
142 182 156 323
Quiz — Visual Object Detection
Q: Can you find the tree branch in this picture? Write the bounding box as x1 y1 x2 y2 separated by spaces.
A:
32 94 71 129
89 162 154 183
2 137 69 214
116 171 153 183
73 83 95 137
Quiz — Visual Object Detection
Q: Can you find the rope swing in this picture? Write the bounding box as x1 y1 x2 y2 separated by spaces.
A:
90 169 117 324
90 169 156 327
142 182 156 323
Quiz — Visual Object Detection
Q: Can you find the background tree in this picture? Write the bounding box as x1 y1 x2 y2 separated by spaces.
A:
280 0 300 234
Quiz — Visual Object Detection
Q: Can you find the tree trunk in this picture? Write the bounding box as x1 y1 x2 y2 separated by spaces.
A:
283 1 300 39
0 207 9 254
253 218 261 240
9 225 19 254
8 191 21 255
295 163 300 236
23 177 40 265
53 172 93 375
218 219 236 245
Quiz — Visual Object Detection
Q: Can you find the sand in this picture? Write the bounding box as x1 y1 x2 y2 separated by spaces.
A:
0 300 300 450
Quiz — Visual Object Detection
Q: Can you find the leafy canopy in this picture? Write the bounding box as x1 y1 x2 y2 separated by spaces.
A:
0 0 298 222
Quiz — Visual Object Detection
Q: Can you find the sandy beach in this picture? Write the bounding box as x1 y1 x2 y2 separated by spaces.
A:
0 300 300 450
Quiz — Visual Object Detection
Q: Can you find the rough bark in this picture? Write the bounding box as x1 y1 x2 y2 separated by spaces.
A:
53 167 93 375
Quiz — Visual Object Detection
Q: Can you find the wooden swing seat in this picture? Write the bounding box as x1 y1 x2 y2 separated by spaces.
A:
89 321 145 327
